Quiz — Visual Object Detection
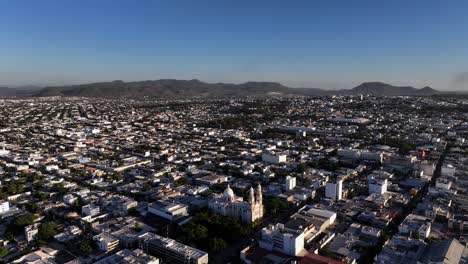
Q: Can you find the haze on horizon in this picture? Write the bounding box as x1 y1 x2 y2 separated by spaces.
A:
1 0 468 91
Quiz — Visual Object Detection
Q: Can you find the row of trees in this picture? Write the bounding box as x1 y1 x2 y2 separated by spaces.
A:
176 210 255 253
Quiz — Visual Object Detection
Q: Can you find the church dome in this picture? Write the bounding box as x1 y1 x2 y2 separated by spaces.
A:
223 185 235 199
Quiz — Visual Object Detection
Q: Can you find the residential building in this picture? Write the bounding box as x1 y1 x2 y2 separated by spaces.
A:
139 232 208 264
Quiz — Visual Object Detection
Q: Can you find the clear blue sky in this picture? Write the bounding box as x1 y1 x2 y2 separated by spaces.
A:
1 0 468 90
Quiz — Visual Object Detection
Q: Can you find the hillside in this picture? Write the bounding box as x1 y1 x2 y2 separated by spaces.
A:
349 82 439 96
34 79 329 98
1 80 442 98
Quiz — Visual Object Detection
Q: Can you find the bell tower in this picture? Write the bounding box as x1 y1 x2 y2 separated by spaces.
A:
249 187 255 204
256 184 262 204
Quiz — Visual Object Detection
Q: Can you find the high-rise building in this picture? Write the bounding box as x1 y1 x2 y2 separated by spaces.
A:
285 176 296 191
325 179 343 201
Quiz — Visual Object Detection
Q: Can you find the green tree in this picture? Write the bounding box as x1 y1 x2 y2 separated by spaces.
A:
17 184 24 193
38 222 58 241
25 202 39 213
79 240 94 254
183 222 208 242
0 246 8 258
14 213 37 227
264 197 287 214
319 244 333 258
209 237 227 252
36 191 48 201
7 184 17 194
52 182 68 194
296 163 307 174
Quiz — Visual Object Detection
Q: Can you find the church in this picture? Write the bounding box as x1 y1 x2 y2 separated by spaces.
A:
208 184 264 224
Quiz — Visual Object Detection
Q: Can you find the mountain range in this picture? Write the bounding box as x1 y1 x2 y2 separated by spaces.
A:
0 80 444 98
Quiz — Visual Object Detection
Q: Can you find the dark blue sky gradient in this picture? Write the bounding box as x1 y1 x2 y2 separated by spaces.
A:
1 0 467 90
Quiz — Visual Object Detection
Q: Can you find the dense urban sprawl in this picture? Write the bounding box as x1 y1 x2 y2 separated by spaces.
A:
0 95 467 264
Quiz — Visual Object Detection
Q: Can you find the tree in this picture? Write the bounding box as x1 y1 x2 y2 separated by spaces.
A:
209 237 227 252
25 202 39 213
185 223 208 241
80 240 94 254
319 244 333 258
36 191 49 201
264 197 287 214
296 163 307 174
17 184 24 193
38 222 58 241
0 246 8 258
133 223 142 232
14 213 37 227
52 182 68 194
7 184 17 194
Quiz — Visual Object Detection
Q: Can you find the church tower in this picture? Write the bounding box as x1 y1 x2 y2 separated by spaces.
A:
256 184 262 204
249 187 255 204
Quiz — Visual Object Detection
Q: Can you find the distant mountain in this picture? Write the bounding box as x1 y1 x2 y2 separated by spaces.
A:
1 80 443 98
34 79 329 98
0 86 42 97
348 82 440 96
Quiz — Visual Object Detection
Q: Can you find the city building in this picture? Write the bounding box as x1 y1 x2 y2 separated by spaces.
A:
262 152 287 164
325 180 343 201
0 200 9 213
285 176 296 191
208 184 263 223
94 233 120 252
25 223 40 243
369 178 388 194
398 214 432 239
148 201 189 221
259 223 305 256
82 204 100 216
95 249 159 264
139 232 208 264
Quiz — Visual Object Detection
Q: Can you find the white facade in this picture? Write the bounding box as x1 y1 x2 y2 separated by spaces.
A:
0 200 9 213
435 178 452 190
139 232 208 264
338 148 383 163
369 178 388 194
360 151 384 163
95 249 159 264
259 223 305 256
63 194 78 205
262 153 287 164
0 143 9 157
325 180 343 200
398 214 432 238
25 223 40 243
94 233 119 252
327 117 370 124
148 202 188 221
82 204 101 216
208 185 263 223
441 165 456 177
285 176 296 191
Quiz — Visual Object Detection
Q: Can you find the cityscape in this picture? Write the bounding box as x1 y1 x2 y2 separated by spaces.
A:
1 1 468 264
0 95 466 263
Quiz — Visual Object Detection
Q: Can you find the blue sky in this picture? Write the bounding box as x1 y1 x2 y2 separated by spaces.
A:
1 0 468 90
